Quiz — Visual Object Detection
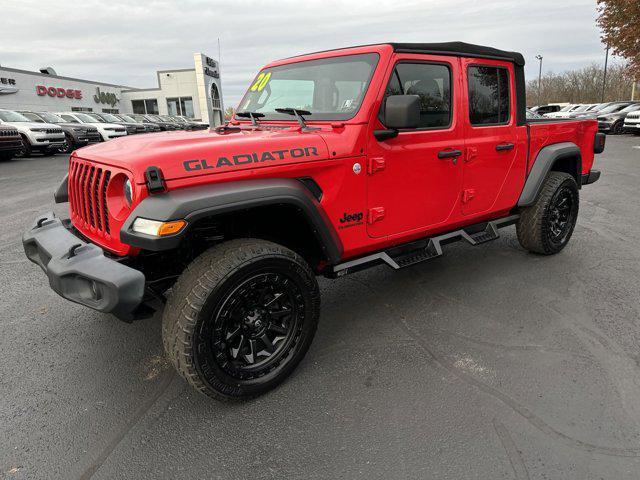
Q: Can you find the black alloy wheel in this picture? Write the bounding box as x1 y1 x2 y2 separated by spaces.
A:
546 185 576 245
211 271 304 380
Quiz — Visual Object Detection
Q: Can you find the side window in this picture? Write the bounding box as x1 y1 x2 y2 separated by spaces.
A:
383 63 452 129
468 66 510 126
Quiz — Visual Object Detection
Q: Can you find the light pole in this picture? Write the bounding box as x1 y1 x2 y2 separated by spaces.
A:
601 45 609 102
535 55 543 105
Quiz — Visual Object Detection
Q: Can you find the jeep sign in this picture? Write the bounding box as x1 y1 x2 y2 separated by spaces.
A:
93 87 119 107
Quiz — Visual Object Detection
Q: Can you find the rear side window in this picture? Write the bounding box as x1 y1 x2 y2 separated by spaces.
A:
468 66 510 126
383 63 452 129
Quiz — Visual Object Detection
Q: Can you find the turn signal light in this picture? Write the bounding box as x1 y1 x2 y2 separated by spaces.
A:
132 218 187 237
158 220 187 236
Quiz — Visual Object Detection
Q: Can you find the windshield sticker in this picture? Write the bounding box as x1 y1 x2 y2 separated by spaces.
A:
250 72 271 92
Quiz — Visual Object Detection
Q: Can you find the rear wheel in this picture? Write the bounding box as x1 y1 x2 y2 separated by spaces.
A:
517 172 579 255
162 239 320 400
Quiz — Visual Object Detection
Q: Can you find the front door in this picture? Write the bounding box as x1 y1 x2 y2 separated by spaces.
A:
366 54 463 238
461 60 518 215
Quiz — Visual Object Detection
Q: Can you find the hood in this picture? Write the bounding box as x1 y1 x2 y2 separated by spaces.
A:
75 127 329 182
2 121 63 130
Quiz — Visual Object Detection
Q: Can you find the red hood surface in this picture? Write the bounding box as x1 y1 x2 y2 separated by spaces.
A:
74 127 330 183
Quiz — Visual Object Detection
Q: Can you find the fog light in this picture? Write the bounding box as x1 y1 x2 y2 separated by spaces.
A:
132 218 186 237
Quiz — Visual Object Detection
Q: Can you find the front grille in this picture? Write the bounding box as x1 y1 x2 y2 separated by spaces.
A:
86 131 102 142
0 129 19 137
43 128 62 135
69 160 112 235
626 113 640 120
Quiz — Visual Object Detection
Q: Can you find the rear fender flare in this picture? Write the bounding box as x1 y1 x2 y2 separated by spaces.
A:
518 142 581 207
120 178 343 264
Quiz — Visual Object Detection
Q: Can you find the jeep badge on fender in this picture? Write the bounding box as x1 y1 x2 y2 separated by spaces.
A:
23 42 603 401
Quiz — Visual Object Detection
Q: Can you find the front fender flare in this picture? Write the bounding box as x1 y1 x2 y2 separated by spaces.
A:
120 178 343 264
517 142 581 207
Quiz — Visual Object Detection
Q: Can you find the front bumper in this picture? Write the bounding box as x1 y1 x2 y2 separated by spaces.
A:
623 122 640 132
22 212 145 321
0 139 23 152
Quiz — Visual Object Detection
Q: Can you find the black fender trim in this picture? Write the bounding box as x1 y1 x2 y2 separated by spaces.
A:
517 142 581 207
120 178 343 264
54 174 69 203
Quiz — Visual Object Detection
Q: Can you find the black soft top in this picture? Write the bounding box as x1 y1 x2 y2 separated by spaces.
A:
389 42 525 66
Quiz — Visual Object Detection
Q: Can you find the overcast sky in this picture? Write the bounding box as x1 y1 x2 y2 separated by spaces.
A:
0 0 613 107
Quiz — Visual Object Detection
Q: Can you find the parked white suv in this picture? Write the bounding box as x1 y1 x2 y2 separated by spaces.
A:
56 112 127 141
0 109 65 156
544 104 582 118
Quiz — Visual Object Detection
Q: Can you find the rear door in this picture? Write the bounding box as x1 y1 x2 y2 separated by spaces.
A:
366 54 464 238
460 60 519 215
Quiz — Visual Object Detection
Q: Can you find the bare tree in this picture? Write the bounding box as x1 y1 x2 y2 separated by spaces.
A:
526 62 634 105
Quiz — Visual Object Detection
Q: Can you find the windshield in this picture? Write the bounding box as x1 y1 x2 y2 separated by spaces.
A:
599 103 629 114
237 53 379 121
73 113 101 123
100 113 121 122
38 112 66 123
573 105 591 112
558 105 574 112
119 114 137 122
21 112 45 122
620 103 640 113
0 110 31 122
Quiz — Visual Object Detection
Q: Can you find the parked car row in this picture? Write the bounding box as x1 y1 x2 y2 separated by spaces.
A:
0 108 209 160
529 101 640 135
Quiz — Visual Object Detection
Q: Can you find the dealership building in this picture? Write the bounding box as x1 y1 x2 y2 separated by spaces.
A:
0 53 224 125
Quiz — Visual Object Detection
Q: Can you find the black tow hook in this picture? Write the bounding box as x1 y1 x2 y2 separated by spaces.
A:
67 243 83 258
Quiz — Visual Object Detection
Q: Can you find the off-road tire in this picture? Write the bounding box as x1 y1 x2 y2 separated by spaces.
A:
162 239 320 401
517 171 579 255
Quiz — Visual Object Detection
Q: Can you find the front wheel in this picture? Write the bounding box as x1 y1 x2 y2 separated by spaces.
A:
517 171 579 255
58 133 75 154
162 239 320 401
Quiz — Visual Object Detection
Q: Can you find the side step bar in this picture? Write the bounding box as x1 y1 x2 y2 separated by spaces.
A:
331 214 519 277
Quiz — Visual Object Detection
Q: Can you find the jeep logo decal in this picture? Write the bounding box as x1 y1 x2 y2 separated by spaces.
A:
338 212 363 229
183 146 319 171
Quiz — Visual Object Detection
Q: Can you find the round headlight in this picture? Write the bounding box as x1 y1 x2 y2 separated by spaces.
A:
124 178 133 206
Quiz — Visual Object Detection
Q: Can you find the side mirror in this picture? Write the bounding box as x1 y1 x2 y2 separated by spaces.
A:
374 95 420 141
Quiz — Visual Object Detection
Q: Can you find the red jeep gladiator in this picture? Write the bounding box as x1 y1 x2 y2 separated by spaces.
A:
23 42 605 400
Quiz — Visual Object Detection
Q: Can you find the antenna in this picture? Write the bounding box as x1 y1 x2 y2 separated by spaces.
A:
217 38 221 66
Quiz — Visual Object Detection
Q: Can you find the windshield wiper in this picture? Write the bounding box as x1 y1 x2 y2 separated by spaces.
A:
235 111 265 126
274 108 316 131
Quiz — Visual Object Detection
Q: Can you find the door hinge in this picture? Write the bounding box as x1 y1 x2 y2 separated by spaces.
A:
465 147 478 163
462 189 475 204
368 157 386 175
368 207 385 224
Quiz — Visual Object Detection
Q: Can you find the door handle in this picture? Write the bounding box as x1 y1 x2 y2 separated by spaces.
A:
495 143 514 151
438 149 462 159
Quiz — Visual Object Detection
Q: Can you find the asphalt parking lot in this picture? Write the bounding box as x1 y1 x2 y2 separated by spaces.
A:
1 135 640 479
